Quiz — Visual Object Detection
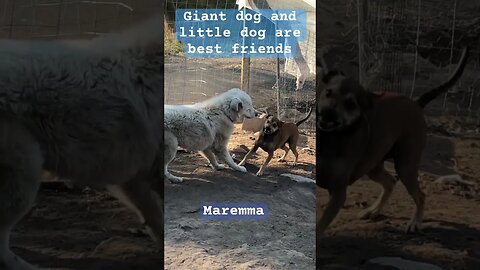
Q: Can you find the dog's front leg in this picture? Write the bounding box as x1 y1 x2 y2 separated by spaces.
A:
214 146 247 173
201 148 226 170
108 177 164 244
238 145 259 166
317 186 347 238
256 152 273 176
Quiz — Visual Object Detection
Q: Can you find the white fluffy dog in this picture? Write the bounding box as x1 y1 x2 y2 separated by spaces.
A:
164 88 255 183
0 18 164 270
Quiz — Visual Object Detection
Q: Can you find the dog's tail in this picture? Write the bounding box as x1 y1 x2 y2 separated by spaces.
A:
416 47 469 108
296 107 313 127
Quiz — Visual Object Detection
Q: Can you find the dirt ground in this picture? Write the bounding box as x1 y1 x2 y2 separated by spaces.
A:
12 179 163 270
10 124 316 270
10 116 480 270
164 126 317 270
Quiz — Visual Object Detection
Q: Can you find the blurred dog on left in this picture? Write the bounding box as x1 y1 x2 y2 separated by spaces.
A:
0 17 164 270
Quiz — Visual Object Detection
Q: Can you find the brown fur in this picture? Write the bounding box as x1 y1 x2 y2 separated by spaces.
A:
239 108 312 176
316 47 469 239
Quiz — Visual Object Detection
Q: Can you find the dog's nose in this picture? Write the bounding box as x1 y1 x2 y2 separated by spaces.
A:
320 108 337 122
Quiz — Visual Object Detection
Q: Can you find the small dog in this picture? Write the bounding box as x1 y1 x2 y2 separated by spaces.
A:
239 107 313 176
164 88 256 183
316 47 469 237
0 17 164 270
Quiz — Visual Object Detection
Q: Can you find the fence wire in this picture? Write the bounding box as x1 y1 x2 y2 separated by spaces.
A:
0 0 161 39
359 0 480 126
164 0 316 132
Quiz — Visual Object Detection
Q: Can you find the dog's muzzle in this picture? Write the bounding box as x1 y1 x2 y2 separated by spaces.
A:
317 120 341 131
264 126 277 134
318 108 341 131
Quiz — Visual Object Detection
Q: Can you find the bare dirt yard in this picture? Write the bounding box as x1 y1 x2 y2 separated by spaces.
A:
12 181 163 270
164 126 317 270
11 124 316 270
9 118 479 270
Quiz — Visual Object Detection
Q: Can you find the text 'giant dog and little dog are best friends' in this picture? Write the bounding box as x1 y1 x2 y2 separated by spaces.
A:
176 9 307 57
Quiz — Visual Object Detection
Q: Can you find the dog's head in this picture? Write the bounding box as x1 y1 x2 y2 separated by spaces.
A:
225 88 256 123
317 70 373 131
263 115 281 134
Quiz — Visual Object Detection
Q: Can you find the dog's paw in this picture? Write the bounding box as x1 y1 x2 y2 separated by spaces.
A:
215 164 227 170
168 176 184 183
256 171 264 177
236 165 247 173
405 220 422 234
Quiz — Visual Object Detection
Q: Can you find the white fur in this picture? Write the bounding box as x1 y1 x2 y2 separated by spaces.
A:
164 88 255 183
0 17 164 270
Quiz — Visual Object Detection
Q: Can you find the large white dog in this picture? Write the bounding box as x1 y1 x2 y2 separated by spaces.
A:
164 88 255 183
0 18 164 270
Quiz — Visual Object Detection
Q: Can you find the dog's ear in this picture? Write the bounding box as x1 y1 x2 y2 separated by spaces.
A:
230 98 243 112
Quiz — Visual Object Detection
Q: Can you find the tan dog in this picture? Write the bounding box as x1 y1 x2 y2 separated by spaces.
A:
239 107 313 176
316 47 469 237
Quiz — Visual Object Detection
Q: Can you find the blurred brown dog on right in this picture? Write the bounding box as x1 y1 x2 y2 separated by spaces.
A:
316 47 469 238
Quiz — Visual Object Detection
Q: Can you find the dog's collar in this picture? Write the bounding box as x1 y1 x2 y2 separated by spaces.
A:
225 113 235 123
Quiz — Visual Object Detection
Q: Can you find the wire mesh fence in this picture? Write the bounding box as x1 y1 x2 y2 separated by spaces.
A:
164 0 316 132
358 0 480 126
0 0 161 39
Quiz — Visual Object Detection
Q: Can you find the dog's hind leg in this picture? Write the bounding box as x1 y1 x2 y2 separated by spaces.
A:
287 137 299 166
290 146 298 166
358 164 396 220
290 145 299 166
0 120 43 270
201 149 226 170
108 177 164 245
278 145 289 162
392 125 427 233
164 131 183 183
395 156 425 233
396 167 425 233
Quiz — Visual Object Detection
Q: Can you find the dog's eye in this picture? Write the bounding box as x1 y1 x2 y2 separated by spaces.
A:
325 89 333 97
344 99 357 111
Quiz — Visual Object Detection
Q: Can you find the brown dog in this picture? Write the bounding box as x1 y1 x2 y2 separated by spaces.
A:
239 107 313 176
316 47 469 237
